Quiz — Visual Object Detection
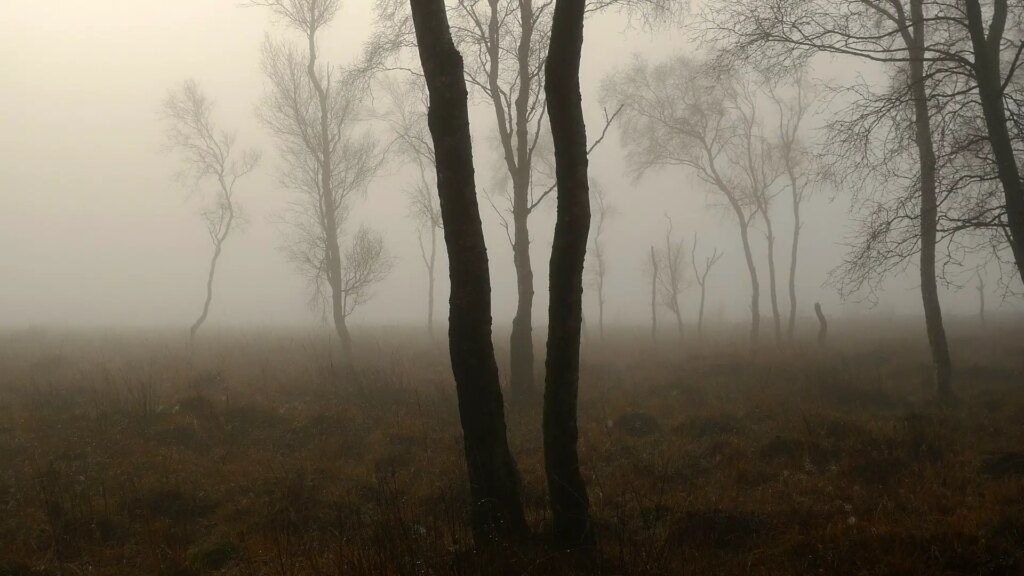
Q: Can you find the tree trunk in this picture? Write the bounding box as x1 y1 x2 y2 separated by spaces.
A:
737 216 760 346
672 307 684 346
543 0 593 546
908 0 953 400
978 273 986 327
409 0 528 542
697 281 707 339
597 279 605 340
650 245 658 342
427 226 437 337
964 0 1024 282
787 182 801 341
764 216 782 343
509 217 535 401
814 302 827 347
190 238 224 344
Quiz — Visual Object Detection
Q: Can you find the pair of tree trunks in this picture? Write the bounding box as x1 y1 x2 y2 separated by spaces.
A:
409 0 592 549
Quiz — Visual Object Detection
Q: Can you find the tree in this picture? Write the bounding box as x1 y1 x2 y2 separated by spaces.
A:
648 245 659 341
656 216 686 344
604 57 766 344
767 71 817 341
367 0 675 402
691 233 723 339
255 0 390 367
406 0 528 542
543 0 593 546
587 179 614 339
162 80 259 344
702 0 955 398
380 77 444 337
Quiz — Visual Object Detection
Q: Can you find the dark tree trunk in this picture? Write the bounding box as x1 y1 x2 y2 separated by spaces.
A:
964 0 1024 282
543 0 593 547
409 0 528 542
908 0 953 400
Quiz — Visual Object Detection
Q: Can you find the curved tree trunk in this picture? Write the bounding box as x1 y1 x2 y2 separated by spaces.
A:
509 223 535 400
544 0 593 546
409 0 528 542
737 216 761 345
908 0 953 400
190 179 235 345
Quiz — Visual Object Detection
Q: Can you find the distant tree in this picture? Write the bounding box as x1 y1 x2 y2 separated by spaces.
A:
691 233 723 339
406 0 528 542
380 77 443 337
543 0 593 546
701 0 958 398
814 302 828 346
162 80 259 344
255 0 390 367
766 71 817 341
977 271 987 327
656 216 687 344
648 245 660 341
605 57 767 345
587 179 614 339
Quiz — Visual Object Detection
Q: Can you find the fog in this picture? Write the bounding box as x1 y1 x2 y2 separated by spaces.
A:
2 0 1019 331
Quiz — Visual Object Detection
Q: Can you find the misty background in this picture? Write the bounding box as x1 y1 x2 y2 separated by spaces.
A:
2 0 1016 331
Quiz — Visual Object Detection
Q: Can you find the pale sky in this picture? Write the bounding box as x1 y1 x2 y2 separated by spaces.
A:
1 1 1018 333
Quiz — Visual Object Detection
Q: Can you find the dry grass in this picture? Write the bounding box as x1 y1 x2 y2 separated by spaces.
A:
0 322 1022 575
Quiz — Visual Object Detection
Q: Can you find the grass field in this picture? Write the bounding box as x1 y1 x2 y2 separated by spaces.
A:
1 322 1022 575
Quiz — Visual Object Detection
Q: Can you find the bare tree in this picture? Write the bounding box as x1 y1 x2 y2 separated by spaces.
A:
691 233 723 339
543 0 592 546
255 0 389 366
731 80 785 343
702 0 955 398
656 216 687 344
767 71 817 341
604 57 765 345
380 77 444 336
977 270 987 326
587 179 614 339
162 80 259 344
406 0 528 542
814 301 828 346
367 0 676 402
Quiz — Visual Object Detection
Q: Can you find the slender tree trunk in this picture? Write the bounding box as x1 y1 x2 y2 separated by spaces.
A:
737 215 760 345
427 226 437 337
304 27 350 368
978 273 986 327
697 280 707 339
544 0 593 546
908 0 953 400
964 0 1024 282
509 215 535 400
787 181 801 341
190 178 235 344
672 306 684 345
650 245 658 341
764 216 782 343
409 0 528 542
597 280 605 340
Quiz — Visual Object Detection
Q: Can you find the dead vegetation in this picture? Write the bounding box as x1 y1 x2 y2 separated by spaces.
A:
0 323 1022 575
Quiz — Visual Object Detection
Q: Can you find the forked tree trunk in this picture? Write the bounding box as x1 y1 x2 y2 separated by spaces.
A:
409 0 528 542
543 0 593 546
908 0 953 400
964 0 1024 283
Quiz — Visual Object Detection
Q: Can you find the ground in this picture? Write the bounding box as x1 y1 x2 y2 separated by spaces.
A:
0 322 1022 575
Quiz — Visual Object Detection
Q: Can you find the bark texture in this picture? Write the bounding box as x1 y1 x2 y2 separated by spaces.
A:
543 0 593 547
409 0 528 541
